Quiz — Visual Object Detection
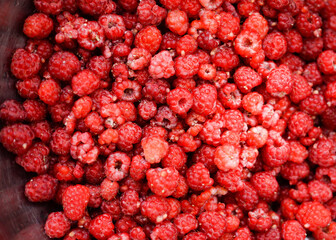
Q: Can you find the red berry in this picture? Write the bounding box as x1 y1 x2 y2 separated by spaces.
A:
44 212 71 239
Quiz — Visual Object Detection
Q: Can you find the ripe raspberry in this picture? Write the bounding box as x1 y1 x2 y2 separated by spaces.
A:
317 50 336 75
198 211 226 239
78 21 105 50
186 163 214 191
127 48 151 71
87 56 111 80
0 123 34 155
191 84 216 116
247 208 272 232
308 180 332 203
281 162 310 185
266 65 293 98
44 212 71 239
117 122 142 151
290 74 312 104
235 182 259 211
284 29 303 53
288 141 308 163
175 54 200 79
142 79 170 104
100 179 119 201
176 35 197 56
23 13 53 39
78 0 107 16
234 66 262 93
150 221 178 240
173 213 198 236
300 37 324 61
251 171 279 202
300 93 327 116
234 30 262 58
166 87 193 115
16 76 41 99
166 10 188 36
134 26 162 55
183 232 207 240
120 190 140 216
64 228 90 240
141 136 168 164
89 214 114 240
48 51 81 81
141 195 170 223
105 152 131 182
137 0 167 26
0 100 26 122
216 167 244 192
37 79 61 106
149 50 175 79
296 11 322 38
146 167 179 197
72 70 100 97
263 32 287 60
255 226 281 240
309 139 336 167
296 201 331 231
211 45 240 71
214 144 240 171
50 128 71 155
34 0 63 15
11 49 41 80
138 100 157 121
99 14 126 41
242 93 264 116
242 13 268 40
288 111 313 137
70 132 99 164
62 185 90 221
237 0 260 17
112 80 142 102
281 220 306 240
25 174 57 202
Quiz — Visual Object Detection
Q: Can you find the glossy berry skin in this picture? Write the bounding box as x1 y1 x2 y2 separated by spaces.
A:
25 174 58 202
23 13 53 39
62 185 90 221
44 212 71 239
198 211 226 240
11 49 41 80
89 214 114 240
146 167 179 197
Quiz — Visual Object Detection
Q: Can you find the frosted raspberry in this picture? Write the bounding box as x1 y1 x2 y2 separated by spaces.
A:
141 136 168 164
211 45 240 71
199 211 226 239
308 180 332 203
186 163 214 191
16 76 41 99
251 172 279 202
234 66 262 93
34 0 63 15
300 93 327 116
166 10 188 36
134 26 162 55
44 212 71 239
141 195 170 223
263 32 287 60
48 51 81 81
234 30 262 58
243 12 268 40
149 50 175 79
317 50 336 75
89 214 114 240
120 190 140 216
192 84 217 116
72 70 100 97
296 201 331 231
11 49 41 80
87 56 111 80
309 139 336 167
266 65 292 98
23 13 53 40
146 167 179 197
62 185 90 221
248 208 272 232
105 152 131 182
175 54 199 79
70 132 99 164
137 0 167 26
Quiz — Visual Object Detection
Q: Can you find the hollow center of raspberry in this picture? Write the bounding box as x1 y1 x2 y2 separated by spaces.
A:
108 22 116 28
114 160 122 170
243 38 253 47
178 98 187 106
124 88 134 97
322 175 331 184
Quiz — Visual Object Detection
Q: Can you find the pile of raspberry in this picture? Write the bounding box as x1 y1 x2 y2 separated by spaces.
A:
2 0 336 239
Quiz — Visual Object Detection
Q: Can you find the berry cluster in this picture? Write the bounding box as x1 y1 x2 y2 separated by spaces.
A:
1 0 336 239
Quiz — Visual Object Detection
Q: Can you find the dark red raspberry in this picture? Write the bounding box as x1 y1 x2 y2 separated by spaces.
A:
117 122 142 151
78 0 107 16
137 0 167 26
72 70 100 97
78 21 105 50
235 182 259 211
62 185 90 221
277 12 295 31
112 80 142 102
120 190 140 216
299 93 327 116
296 11 322 38
34 0 63 15
16 76 41 99
23 13 53 39
237 0 260 17
138 100 157 121
22 99 46 122
64 228 90 240
11 49 41 80
192 144 217 173
255 226 281 240
234 66 262 93
284 29 303 53
263 32 287 60
99 14 126 41
48 51 81 81
142 79 170 104
50 128 71 155
0 100 26 122
25 174 57 202
198 211 226 239
300 37 324 61
89 214 114 240
129 155 150 181
296 201 331 231
31 120 51 142
186 163 214 191
134 26 162 55
87 56 111 80
141 195 170 223
192 84 216 116
211 45 240 71
148 50 175 79
44 212 71 239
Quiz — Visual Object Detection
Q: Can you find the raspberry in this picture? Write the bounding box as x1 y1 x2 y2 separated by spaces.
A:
87 56 111 80
89 214 114 240
70 132 99 164
150 221 178 240
130 227 146 240
308 180 332 203
192 145 217 173
64 228 90 240
324 29 336 51
99 14 125 41
277 12 295 31
198 117 224 147
50 128 71 155
23 99 46 122
141 136 169 164
242 93 264 116
31 120 51 142
288 111 314 137
281 220 306 240
149 50 175 79
235 182 259 211
247 208 272 232
216 167 244 192
72 96 92 119
186 163 214 191
215 12 240 42
48 51 81 81
146 167 179 197
309 139 336 167
62 185 90 221
166 87 193 115
296 201 331 231
23 13 53 39
11 49 41 80
242 12 268 40
290 74 312 104
165 10 188 36
296 11 322 38
172 213 198 236
16 76 41 99
237 0 260 17
197 63 216 81
141 195 170 223
211 45 240 71
78 0 107 16
142 79 170 104
263 32 287 60
183 232 207 240
112 80 142 102
288 141 308 163
281 162 310 185
37 79 61 106
34 0 63 15
214 144 240 171
196 31 219 52
44 212 71 239
117 122 142 151
234 66 262 93
72 70 100 97
0 100 26 122
78 21 105 50
255 226 281 240
25 174 58 202
127 48 151 71
137 0 167 26
300 37 324 61
251 171 279 202
105 152 131 182
161 144 187 171
267 0 289 9
198 211 226 239
266 65 293 98
175 54 200 79
137 100 156 121
281 197 299 220
120 190 140 216
234 30 262 58
284 29 303 53
100 179 119 201
191 84 216 116
317 50 336 75
134 26 162 55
